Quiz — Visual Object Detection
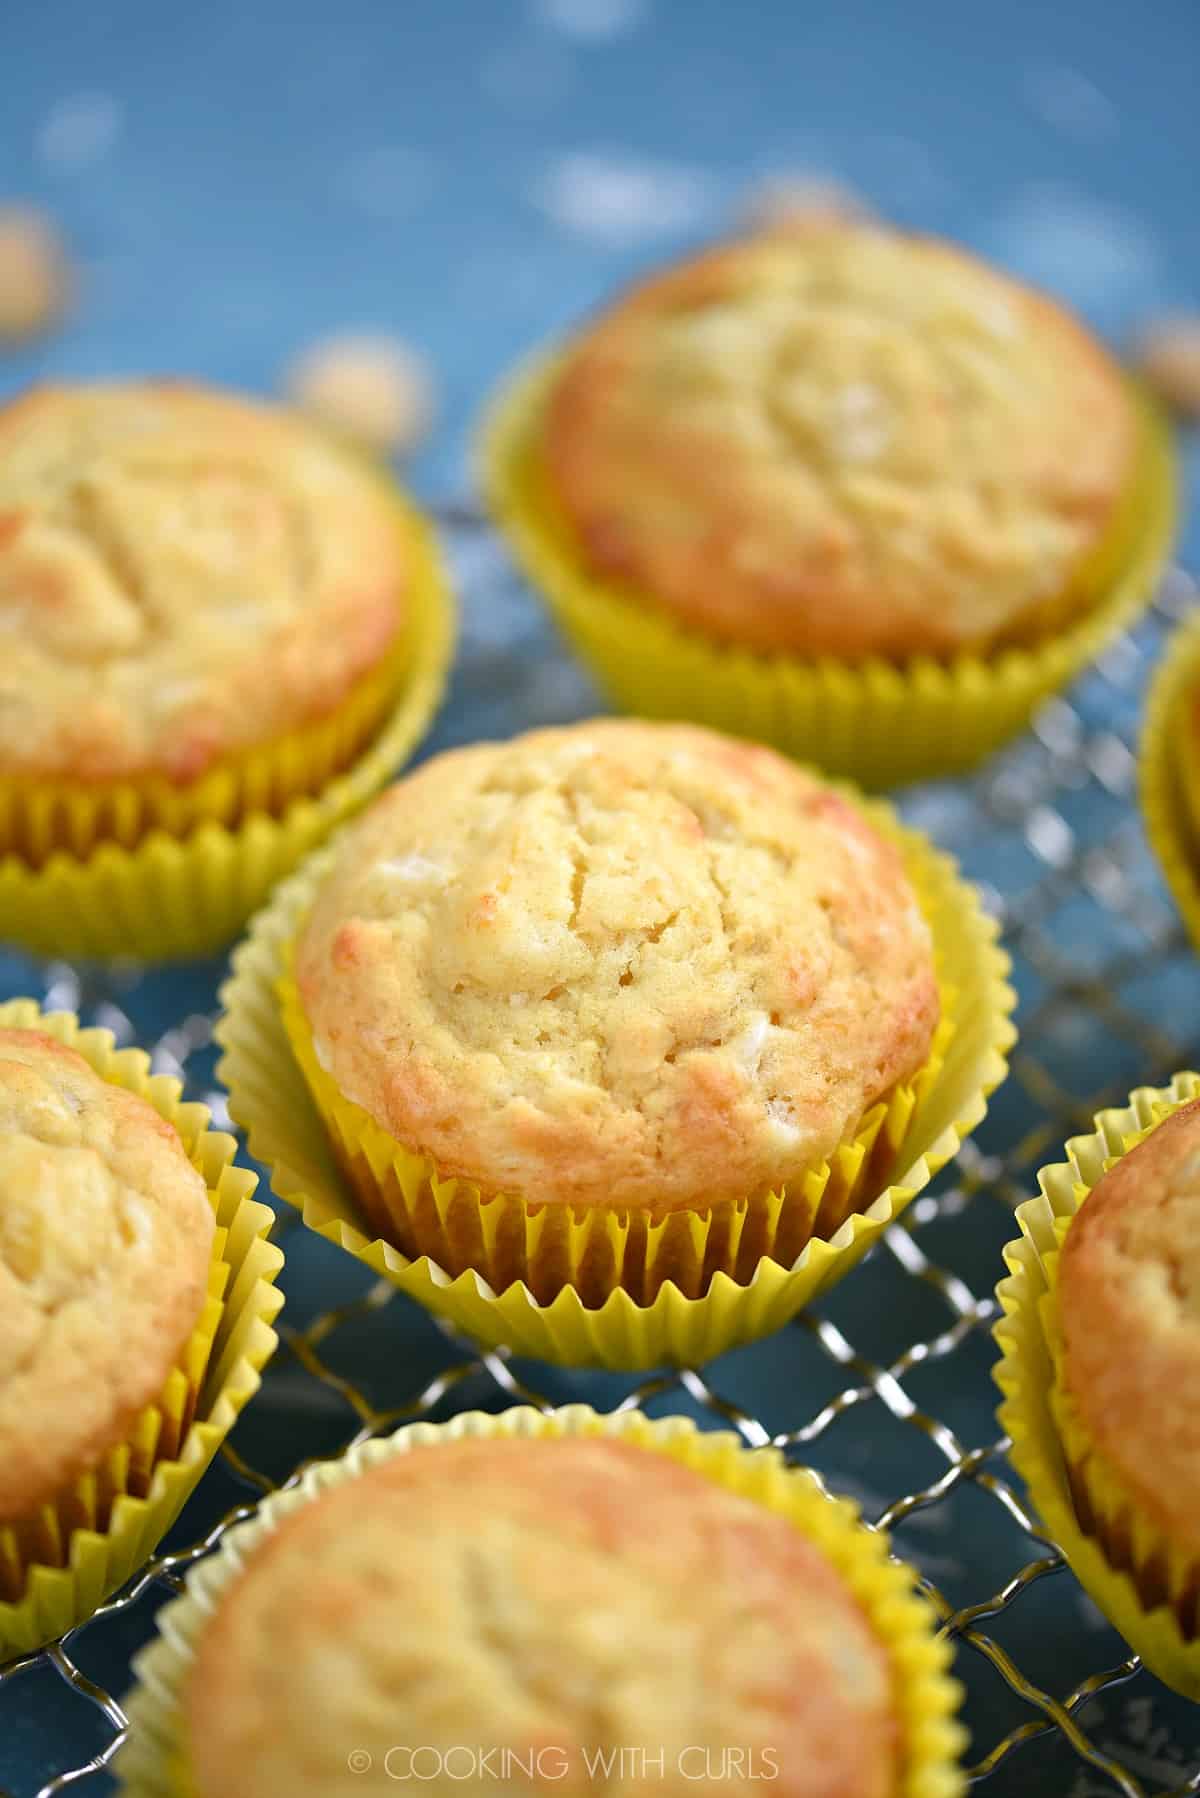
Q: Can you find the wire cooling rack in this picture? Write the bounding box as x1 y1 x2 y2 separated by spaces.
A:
2 510 1200 1798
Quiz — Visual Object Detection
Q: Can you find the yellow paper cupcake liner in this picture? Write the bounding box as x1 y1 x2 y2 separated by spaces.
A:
0 491 455 961
0 998 285 1661
481 353 1177 789
0 643 407 867
994 1071 1200 1698
1142 606 1200 951
115 1405 966 1798
277 943 952 1306
216 783 1015 1371
0 1263 224 1607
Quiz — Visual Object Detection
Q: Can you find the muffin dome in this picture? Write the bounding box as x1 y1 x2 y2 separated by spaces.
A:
294 720 938 1213
0 380 408 784
1058 1097 1200 1571
542 225 1136 659
186 1436 898 1798
0 1028 214 1524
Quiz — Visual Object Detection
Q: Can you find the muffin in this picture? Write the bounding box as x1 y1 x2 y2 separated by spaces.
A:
1056 1099 1200 1630
117 1412 965 1798
995 1072 1200 1696
285 719 940 1302
221 717 1014 1366
0 379 454 958
485 224 1174 784
0 1027 213 1598
0 379 409 847
0 1001 284 1657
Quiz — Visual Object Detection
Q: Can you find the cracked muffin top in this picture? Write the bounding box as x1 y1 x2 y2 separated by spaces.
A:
0 381 408 784
186 1435 898 1798
1058 1097 1200 1566
540 225 1137 660
0 1028 214 1523
293 720 938 1212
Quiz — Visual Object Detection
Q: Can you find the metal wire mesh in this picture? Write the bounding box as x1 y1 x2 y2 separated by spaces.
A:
2 513 1200 1798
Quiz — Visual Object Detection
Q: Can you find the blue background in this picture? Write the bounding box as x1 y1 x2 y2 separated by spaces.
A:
3 0 1199 537
3 4 1200 1796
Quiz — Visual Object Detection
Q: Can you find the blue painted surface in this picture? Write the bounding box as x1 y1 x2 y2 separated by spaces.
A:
2 3 1200 1794
3 0 1199 534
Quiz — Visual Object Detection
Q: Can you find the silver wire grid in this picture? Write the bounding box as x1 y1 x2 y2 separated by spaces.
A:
2 512 1200 1798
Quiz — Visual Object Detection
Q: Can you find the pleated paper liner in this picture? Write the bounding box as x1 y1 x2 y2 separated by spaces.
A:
0 492 455 961
0 1264 223 1609
0 641 406 868
0 998 285 1661
1142 605 1200 951
115 1405 967 1798
994 1071 1200 1698
481 353 1177 790
216 787 1015 1371
277 944 952 1307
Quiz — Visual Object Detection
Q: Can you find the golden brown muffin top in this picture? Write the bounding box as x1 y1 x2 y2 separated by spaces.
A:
295 721 938 1213
187 1436 898 1798
0 381 408 784
1059 1098 1200 1564
0 1028 214 1523
542 226 1136 659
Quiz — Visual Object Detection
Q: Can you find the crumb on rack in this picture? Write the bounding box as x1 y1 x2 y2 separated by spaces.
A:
1134 317 1200 420
0 205 71 342
284 333 436 458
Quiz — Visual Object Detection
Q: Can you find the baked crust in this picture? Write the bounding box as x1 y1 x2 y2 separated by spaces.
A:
542 226 1136 659
0 1028 214 1523
0 381 408 783
187 1437 897 1798
1060 1097 1200 1565
295 720 939 1212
